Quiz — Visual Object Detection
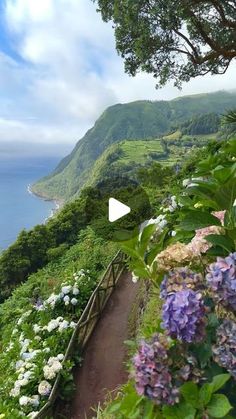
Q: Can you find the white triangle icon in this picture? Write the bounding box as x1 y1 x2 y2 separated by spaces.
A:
108 198 131 222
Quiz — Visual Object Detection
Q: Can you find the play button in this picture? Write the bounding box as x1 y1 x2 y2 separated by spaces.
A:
109 198 131 222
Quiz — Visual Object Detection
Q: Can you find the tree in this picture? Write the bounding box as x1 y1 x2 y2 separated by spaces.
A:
94 0 236 87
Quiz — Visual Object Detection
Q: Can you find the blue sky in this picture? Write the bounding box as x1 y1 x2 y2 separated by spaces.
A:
0 0 235 147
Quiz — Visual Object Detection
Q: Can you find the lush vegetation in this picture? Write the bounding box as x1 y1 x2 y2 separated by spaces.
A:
0 228 118 418
94 0 236 87
98 136 236 418
32 91 236 200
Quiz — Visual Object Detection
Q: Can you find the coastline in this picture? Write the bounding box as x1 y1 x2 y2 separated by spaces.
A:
27 184 64 222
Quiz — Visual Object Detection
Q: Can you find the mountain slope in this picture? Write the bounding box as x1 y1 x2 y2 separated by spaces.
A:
32 91 236 200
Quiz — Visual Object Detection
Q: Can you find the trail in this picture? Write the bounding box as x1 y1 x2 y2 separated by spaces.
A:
71 272 138 419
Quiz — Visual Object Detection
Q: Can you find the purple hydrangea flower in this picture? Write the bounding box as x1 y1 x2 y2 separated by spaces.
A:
162 289 206 343
160 268 203 299
132 335 179 405
206 253 236 310
213 319 236 378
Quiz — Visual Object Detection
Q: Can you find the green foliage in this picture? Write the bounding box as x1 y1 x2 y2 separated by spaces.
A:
94 1 236 87
181 113 220 136
33 92 236 200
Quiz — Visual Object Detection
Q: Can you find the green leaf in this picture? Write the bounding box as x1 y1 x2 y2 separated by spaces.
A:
199 383 213 407
211 374 231 393
212 165 236 184
207 394 232 418
121 245 141 260
205 234 235 253
180 210 221 231
163 402 196 419
180 382 199 408
139 224 156 257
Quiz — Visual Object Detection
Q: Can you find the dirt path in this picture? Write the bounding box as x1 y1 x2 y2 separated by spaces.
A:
71 272 138 419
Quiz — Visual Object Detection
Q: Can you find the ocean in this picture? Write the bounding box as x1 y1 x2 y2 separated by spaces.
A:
0 156 61 251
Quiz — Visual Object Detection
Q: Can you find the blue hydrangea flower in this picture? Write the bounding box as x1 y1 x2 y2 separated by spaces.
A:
213 319 236 378
162 289 206 343
132 334 179 405
160 268 203 299
206 253 236 310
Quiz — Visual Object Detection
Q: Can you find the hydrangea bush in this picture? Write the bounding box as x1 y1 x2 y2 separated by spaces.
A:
0 269 94 417
118 139 236 418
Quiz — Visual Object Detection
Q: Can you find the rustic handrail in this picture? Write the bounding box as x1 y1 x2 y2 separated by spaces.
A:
36 250 126 418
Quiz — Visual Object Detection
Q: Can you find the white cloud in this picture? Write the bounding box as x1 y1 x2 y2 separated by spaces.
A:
0 0 235 147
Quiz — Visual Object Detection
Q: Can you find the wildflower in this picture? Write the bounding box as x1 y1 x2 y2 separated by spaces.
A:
206 253 236 310
38 380 52 396
162 289 206 343
133 334 179 405
213 320 236 378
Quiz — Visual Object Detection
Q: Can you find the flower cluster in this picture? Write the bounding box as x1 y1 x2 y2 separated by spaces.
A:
206 253 236 310
155 242 195 271
213 319 236 378
43 356 63 380
5 268 92 416
132 334 179 405
160 268 203 299
162 289 206 343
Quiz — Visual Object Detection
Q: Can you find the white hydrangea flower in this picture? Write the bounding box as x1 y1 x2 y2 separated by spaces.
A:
19 396 30 406
47 319 60 332
10 387 20 397
70 321 77 329
30 395 40 407
33 324 41 334
43 365 57 380
38 380 52 396
24 371 33 380
58 320 69 332
57 354 64 361
16 360 25 370
45 293 59 308
61 285 72 295
71 298 78 306
72 287 79 296
171 230 177 237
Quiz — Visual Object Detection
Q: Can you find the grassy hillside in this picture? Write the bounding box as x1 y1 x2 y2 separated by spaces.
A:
84 134 216 189
32 91 236 200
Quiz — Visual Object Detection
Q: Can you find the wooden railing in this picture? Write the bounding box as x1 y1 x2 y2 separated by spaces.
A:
36 250 126 418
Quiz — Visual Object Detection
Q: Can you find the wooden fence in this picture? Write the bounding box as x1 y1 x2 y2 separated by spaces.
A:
36 250 126 418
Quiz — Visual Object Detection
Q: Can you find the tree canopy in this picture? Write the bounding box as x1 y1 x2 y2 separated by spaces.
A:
94 0 236 87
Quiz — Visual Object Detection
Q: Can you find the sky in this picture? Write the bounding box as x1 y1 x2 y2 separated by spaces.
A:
0 0 235 152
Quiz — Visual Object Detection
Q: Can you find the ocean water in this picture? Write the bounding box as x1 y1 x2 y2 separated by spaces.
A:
0 156 60 251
